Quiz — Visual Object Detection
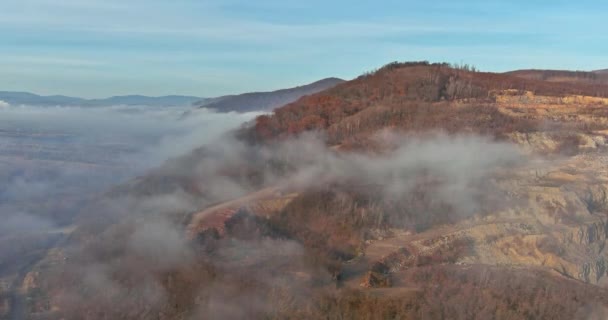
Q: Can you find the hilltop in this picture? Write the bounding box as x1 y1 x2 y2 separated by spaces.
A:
251 62 608 143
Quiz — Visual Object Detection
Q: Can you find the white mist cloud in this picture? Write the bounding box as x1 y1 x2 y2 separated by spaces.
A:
0 211 54 234
128 219 194 270
48 127 528 319
0 104 261 239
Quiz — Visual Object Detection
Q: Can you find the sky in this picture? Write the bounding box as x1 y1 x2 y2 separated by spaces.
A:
1 0 607 98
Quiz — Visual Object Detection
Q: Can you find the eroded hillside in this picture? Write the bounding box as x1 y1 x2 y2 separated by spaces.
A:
9 62 608 320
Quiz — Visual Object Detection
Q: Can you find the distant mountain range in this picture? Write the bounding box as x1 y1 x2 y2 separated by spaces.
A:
0 92 204 107
0 77 344 111
197 78 345 112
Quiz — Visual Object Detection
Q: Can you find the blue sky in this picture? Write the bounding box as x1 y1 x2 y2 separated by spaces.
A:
1 0 607 98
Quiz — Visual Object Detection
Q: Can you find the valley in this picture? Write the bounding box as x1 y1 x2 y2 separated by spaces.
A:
8 62 608 319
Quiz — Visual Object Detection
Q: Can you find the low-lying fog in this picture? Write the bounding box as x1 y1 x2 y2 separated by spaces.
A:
0 103 261 235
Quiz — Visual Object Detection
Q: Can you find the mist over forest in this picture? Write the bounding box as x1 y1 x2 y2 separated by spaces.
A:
3 44 608 320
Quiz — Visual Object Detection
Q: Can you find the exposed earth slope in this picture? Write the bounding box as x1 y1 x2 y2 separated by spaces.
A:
9 62 608 319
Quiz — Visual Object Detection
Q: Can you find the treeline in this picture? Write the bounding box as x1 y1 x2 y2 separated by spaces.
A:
361 61 478 78
296 265 608 320
509 69 603 81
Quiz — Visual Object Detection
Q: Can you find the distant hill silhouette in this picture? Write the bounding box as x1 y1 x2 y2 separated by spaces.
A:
0 91 203 107
197 78 345 112
0 78 344 110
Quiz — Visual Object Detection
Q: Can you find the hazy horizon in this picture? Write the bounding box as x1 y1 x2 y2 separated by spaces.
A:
0 76 344 101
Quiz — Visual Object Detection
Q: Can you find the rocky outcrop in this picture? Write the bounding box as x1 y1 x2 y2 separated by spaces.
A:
574 220 608 246
360 271 391 288
580 258 608 283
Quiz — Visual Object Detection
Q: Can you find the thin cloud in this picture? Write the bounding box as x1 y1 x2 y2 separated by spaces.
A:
0 55 105 67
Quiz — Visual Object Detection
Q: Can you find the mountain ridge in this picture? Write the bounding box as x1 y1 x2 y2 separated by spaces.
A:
12 61 608 319
0 77 344 109
250 62 608 142
197 77 345 112
0 91 203 107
